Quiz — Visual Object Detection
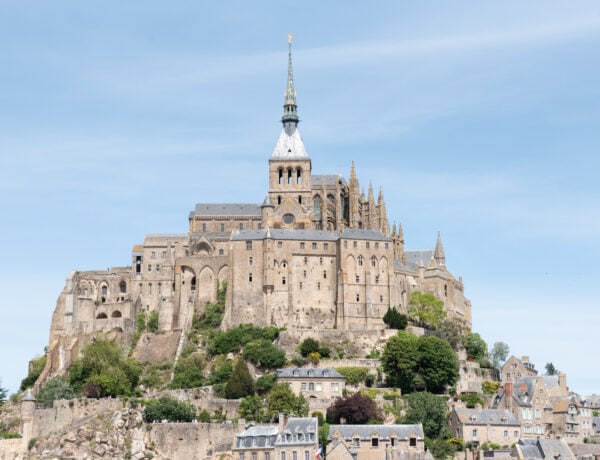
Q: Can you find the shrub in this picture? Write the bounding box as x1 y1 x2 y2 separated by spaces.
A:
143 396 196 423
256 373 277 395
460 393 483 409
335 367 369 385
147 310 159 333
383 307 408 330
199 409 211 423
299 338 320 357
207 358 233 385
243 339 287 369
140 361 173 389
365 374 375 388
170 353 205 389
326 392 383 424
482 380 500 395
209 324 280 356
36 376 76 405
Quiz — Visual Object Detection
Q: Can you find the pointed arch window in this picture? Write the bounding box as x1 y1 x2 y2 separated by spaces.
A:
296 168 302 184
313 195 322 220
358 255 364 266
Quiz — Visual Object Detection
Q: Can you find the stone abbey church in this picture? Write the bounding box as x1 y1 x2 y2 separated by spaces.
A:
42 41 471 381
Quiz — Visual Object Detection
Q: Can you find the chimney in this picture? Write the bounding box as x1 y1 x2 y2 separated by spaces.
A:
279 413 288 432
558 373 567 389
505 382 514 398
521 356 529 364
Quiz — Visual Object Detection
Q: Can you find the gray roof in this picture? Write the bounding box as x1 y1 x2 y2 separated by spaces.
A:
454 409 520 426
236 425 279 449
340 229 389 241
277 368 344 379
593 416 600 433
276 418 318 446
190 232 232 240
190 203 262 218
400 250 434 270
329 424 424 441
20 389 35 402
232 229 339 242
312 174 346 187
518 439 574 460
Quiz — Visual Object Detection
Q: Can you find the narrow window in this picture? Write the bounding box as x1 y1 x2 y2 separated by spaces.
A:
371 438 378 447
288 168 292 184
278 241 283 248
162 250 167 258
246 241 252 250
358 255 363 266
319 257 323 265
344 240 348 249
158 283 162 294
353 241 357 249
366 242 370 249
356 294 360 302
253 453 257 460
317 282 321 290
375 275 380 284
292 452 297 460
266 453 270 460
303 270 307 278
323 271 327 279
375 242 379 249
324 243 328 250
202 223 207 232
299 282 303 289
149 283 152 294
303 256 307 265
156 264 160 272
239 223 244 230
279 168 284 184
220 223 225 232
249 256 253 266
308 382 315 391
219 249 224 255
312 242 317 250
390 438 396 447
282 276 286 285
147 264 152 272
281 452 286 460
298 195 302 204
191 277 196 291
385 242 389 249
355 275 360 283
278 195 282 205
379 295 383 302
409 437 417 447
135 255 142 274
301 382 307 391
119 282 127 293
240 454 244 460
297 168 302 184
249 273 253 282
151 251 156 259
300 242 305 249
371 256 377 267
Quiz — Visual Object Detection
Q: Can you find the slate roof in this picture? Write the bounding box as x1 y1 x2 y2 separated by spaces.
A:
144 234 186 244
518 439 575 460
594 416 600 433
340 229 389 241
190 203 262 218
231 229 339 242
277 368 344 379
329 424 424 441
312 174 346 187
453 409 520 426
235 425 279 449
271 127 309 159
276 418 318 446
395 250 434 271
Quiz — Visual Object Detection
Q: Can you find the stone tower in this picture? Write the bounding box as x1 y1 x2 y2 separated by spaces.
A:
267 35 313 229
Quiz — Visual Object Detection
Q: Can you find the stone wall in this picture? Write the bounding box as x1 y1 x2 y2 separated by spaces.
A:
0 438 24 459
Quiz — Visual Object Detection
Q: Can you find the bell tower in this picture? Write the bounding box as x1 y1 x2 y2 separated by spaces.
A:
268 35 313 228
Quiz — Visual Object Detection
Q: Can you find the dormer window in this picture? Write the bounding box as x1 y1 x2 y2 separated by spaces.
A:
293 369 299 376
307 370 313 377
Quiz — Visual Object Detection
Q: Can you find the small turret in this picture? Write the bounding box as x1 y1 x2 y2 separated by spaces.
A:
434 231 446 266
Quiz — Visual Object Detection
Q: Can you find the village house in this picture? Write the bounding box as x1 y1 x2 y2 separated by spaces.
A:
327 424 430 460
449 408 521 448
276 368 345 400
501 356 537 383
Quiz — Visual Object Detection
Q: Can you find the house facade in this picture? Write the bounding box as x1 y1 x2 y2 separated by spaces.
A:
449 408 521 447
276 368 345 400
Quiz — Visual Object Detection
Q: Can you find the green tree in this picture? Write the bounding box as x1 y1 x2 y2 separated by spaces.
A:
143 396 196 423
383 307 408 330
20 355 46 391
36 377 76 405
465 333 488 361
335 367 369 386
299 338 320 357
490 342 509 369
545 362 558 375
207 358 233 385
68 337 142 397
224 359 255 399
417 335 459 393
381 332 419 393
407 291 446 329
256 373 277 395
243 339 287 369
326 392 383 424
265 383 308 420
402 392 450 440
147 310 159 332
199 409 211 423
239 394 267 422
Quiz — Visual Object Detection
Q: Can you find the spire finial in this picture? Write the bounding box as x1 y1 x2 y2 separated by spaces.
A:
282 34 299 130
434 231 446 265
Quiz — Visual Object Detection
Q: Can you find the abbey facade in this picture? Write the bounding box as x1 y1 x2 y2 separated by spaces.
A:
41 41 471 384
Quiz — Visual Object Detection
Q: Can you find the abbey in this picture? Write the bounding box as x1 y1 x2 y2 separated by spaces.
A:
41 41 471 382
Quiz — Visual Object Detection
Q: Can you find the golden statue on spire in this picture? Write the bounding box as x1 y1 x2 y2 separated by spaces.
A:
288 33 293 44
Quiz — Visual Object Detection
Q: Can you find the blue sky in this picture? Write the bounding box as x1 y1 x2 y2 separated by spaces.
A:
1 1 599 395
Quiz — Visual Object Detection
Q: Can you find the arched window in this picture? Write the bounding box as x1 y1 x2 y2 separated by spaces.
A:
358 255 364 266
313 195 322 220
111 310 122 318
279 168 284 184
101 285 108 296
202 223 207 232
288 168 293 184
119 281 127 293
191 276 197 291
296 168 302 184
96 312 108 319
371 256 377 267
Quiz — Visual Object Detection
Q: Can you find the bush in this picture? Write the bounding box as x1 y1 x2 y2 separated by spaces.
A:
143 396 196 423
243 339 287 369
199 409 211 423
68 338 142 397
365 374 375 388
326 392 383 424
36 377 76 405
256 373 277 395
170 353 205 389
335 367 369 385
318 346 331 358
383 307 408 330
209 324 280 356
140 361 173 389
207 358 233 385
147 310 159 333
460 393 483 409
299 338 320 357
482 380 500 395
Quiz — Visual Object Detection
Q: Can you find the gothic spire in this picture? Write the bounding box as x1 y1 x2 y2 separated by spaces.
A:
282 34 299 131
434 231 446 266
